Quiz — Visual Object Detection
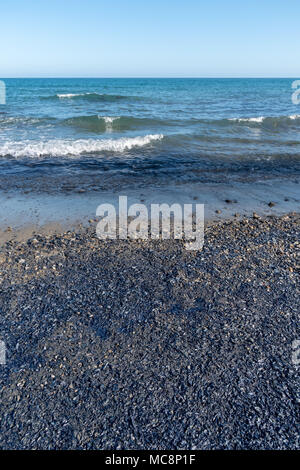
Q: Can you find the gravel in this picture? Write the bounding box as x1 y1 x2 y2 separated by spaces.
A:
0 213 299 449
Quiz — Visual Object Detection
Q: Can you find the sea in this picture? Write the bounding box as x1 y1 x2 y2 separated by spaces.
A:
0 78 299 228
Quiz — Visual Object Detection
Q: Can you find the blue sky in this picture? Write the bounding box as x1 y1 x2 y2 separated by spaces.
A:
1 0 299 77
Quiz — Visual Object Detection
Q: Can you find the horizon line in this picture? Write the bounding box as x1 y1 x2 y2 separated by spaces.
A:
1 76 299 80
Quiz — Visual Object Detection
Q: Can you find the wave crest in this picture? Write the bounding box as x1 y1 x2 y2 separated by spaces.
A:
228 115 300 125
44 92 137 102
62 115 170 132
0 116 50 127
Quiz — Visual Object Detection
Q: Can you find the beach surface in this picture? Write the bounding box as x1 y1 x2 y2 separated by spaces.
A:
0 213 299 449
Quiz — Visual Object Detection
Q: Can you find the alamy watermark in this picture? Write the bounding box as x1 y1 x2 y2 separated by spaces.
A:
96 196 204 251
0 81 6 105
0 341 6 365
291 80 300 105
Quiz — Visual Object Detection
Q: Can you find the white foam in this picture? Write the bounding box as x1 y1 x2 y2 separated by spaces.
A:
57 93 81 98
229 116 265 123
288 114 300 120
0 134 163 158
102 116 120 124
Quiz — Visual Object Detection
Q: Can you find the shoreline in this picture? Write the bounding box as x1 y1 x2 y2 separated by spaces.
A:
0 176 299 244
0 212 299 449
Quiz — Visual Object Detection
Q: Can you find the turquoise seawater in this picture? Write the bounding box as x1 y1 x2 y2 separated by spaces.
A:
0 78 300 193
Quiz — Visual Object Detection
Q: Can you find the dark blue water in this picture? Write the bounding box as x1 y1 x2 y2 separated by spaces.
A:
0 78 300 193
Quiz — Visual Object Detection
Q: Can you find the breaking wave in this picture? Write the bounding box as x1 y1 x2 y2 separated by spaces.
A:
0 135 164 158
62 115 173 132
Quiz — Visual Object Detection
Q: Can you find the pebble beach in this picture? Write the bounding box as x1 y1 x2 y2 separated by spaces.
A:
0 213 299 449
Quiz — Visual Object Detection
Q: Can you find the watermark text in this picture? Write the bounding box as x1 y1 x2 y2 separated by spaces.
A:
96 196 204 251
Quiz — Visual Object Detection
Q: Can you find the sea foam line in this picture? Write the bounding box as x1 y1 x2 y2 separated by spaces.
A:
53 92 128 101
0 134 163 158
